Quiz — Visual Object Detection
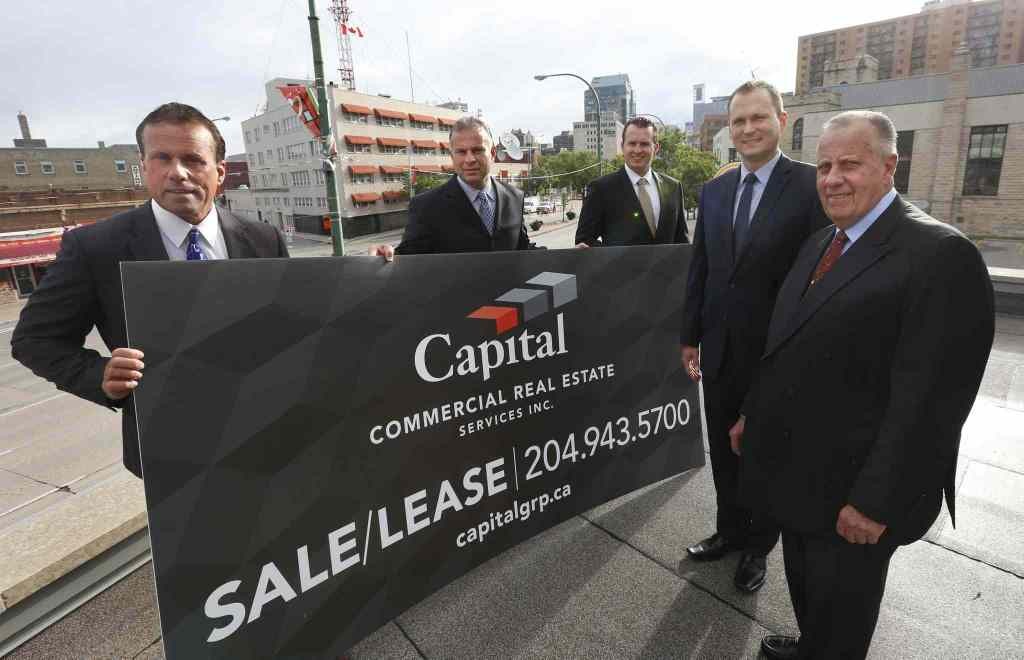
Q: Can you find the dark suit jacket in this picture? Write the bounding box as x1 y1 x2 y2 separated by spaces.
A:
574 167 689 246
681 155 829 383
739 197 994 543
11 203 289 478
395 176 533 254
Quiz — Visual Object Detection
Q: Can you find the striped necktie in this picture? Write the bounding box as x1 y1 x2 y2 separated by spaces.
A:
477 191 495 235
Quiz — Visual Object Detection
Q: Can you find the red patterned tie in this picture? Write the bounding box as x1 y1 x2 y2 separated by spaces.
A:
809 230 848 287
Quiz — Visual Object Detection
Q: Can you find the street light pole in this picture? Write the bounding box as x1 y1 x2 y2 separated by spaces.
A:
307 0 345 256
534 73 603 173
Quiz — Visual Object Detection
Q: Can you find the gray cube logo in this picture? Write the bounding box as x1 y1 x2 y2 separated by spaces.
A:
526 272 578 308
495 288 549 323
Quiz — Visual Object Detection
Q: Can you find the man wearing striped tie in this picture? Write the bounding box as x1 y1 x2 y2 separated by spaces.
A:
11 103 289 479
372 116 534 257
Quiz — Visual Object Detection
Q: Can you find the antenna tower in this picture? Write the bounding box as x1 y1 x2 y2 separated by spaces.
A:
328 0 356 90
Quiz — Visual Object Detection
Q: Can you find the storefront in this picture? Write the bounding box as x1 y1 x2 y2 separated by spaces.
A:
0 228 66 301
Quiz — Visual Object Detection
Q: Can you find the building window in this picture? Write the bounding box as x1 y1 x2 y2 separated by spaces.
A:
40 161 55 175
791 118 804 151
14 160 28 175
963 125 1007 196
410 120 433 131
114 159 127 173
894 130 914 194
291 171 311 186
245 130 251 143
377 117 405 128
257 152 264 166
266 149 273 162
72 160 88 174
350 173 374 184
347 143 371 153
413 146 435 155
380 145 407 155
728 148 737 162
273 121 280 137
344 111 368 124
354 200 375 209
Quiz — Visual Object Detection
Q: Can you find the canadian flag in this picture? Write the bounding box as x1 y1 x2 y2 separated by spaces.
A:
340 23 364 38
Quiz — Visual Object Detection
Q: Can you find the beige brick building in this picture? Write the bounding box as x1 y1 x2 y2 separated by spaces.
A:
796 0 1024 94
0 144 143 193
227 79 528 237
781 49 1024 238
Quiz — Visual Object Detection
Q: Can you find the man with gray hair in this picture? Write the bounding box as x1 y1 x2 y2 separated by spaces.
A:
372 116 533 256
730 110 994 658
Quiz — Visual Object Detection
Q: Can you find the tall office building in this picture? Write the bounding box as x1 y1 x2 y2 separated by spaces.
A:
584 74 636 123
796 0 1024 93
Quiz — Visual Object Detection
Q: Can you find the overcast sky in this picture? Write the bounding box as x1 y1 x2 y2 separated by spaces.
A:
3 0 927 155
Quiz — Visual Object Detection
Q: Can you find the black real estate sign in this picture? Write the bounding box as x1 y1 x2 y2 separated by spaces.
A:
122 246 704 659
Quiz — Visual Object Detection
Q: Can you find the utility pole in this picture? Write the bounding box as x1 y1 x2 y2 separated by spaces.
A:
307 0 345 256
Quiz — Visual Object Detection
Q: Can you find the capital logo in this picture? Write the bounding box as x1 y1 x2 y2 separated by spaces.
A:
466 272 578 335
415 272 578 383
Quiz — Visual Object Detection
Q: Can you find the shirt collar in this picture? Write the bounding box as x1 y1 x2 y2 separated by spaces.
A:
151 199 219 249
457 175 494 202
739 149 782 187
842 187 897 243
625 165 654 186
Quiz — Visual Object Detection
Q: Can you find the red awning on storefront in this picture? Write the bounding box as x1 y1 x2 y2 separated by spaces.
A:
0 232 64 267
348 165 377 175
411 139 439 149
408 113 436 123
382 191 407 201
379 165 407 174
438 141 450 150
415 165 442 173
374 108 408 120
351 193 381 203
344 134 374 145
340 103 372 114
437 117 456 127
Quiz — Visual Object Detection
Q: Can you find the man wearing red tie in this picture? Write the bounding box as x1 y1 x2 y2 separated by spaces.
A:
732 111 994 659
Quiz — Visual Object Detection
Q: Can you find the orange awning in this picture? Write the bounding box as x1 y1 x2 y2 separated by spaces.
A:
409 113 436 123
437 117 456 127
382 190 408 200
439 141 450 150
348 165 377 175
379 165 407 174
341 103 371 114
415 165 442 173
351 193 381 203
411 139 439 149
344 135 374 145
442 164 454 173
374 108 408 120
376 137 408 147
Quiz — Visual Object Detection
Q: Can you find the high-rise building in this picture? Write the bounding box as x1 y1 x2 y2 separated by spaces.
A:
552 130 574 152
573 111 624 161
584 74 636 123
796 0 1024 93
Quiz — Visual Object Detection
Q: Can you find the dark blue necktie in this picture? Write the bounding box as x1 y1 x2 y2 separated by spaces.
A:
733 172 758 255
186 228 207 261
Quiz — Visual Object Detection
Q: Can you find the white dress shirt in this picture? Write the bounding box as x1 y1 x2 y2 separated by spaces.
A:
733 150 783 227
625 166 661 230
840 187 897 255
151 200 227 261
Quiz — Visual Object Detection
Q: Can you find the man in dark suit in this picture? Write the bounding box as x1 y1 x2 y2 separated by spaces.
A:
733 111 994 659
372 117 533 257
574 116 689 247
680 81 829 592
11 102 289 479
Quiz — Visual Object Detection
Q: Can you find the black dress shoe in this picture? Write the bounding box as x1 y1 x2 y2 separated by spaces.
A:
760 634 799 659
685 533 734 561
734 552 767 592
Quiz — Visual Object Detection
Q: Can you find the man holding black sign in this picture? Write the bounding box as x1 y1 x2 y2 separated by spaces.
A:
372 117 534 258
11 103 289 479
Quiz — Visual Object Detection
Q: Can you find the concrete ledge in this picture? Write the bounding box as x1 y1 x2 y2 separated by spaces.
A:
0 470 145 612
988 267 1024 316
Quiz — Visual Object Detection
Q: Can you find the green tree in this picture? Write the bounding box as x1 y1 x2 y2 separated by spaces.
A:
527 150 604 198
402 171 447 197
652 127 718 209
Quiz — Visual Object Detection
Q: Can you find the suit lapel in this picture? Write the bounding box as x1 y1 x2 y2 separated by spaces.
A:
219 207 257 258
444 176 489 236
493 180 515 229
125 202 170 262
733 156 792 272
765 198 902 356
722 167 741 264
